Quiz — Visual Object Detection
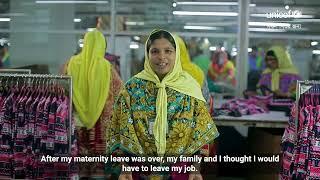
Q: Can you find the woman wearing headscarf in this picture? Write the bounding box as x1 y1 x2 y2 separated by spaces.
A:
176 35 210 102
106 30 219 180
207 50 236 93
63 29 123 178
208 50 236 86
258 46 301 98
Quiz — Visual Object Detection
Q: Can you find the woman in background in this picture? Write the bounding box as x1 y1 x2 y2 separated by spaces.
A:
63 29 122 179
176 35 210 101
257 46 301 99
207 50 236 93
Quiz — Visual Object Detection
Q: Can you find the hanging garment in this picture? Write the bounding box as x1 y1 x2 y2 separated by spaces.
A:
280 92 320 179
0 79 75 179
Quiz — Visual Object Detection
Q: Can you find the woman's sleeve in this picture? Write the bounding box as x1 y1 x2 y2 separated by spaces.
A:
106 87 131 155
105 87 132 176
191 99 219 157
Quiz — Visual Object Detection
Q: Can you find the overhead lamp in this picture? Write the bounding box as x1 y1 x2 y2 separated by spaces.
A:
74 18 81 22
312 50 320 55
221 47 225 51
175 2 256 7
125 21 145 26
35 1 108 4
133 36 140 41
172 2 177 7
130 43 139 49
0 18 11 22
184 25 220 30
311 41 319 46
209 46 217 51
87 28 95 32
173 11 238 16
248 48 252 52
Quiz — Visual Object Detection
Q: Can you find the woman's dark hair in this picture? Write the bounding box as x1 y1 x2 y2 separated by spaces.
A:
146 30 176 53
266 50 277 59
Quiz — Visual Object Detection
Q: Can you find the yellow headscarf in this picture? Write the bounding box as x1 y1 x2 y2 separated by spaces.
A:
67 29 111 129
263 46 298 91
176 35 205 87
135 29 205 156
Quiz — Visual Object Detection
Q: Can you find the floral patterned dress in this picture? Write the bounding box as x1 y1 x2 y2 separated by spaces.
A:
106 77 219 179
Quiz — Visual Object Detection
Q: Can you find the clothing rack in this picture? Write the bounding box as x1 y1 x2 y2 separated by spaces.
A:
0 73 73 153
295 80 320 135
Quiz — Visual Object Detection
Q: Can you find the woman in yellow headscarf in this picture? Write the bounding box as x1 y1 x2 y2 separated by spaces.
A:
258 46 301 98
176 36 211 103
62 29 123 178
176 36 205 87
106 30 219 180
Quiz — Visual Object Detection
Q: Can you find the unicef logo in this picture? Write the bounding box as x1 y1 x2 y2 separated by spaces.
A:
266 9 302 19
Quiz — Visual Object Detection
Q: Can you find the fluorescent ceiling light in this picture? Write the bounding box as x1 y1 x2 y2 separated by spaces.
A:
249 28 286 32
209 46 217 51
172 2 177 7
177 2 237 5
133 36 140 41
176 2 256 7
35 1 108 4
173 11 238 16
221 47 226 51
249 22 291 27
79 43 83 48
130 44 139 49
0 18 11 22
231 51 237 56
311 41 319 46
232 48 237 52
184 25 220 30
251 13 314 18
87 28 95 32
186 22 237 26
248 48 252 52
125 21 144 26
74 18 81 22
312 50 320 55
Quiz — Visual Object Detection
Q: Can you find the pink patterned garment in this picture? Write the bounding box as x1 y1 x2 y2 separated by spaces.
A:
280 93 320 179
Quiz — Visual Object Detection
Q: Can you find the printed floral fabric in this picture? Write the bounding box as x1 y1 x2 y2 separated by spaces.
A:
106 77 219 157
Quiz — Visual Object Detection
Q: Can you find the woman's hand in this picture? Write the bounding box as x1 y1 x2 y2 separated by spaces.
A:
118 172 133 180
188 173 203 180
